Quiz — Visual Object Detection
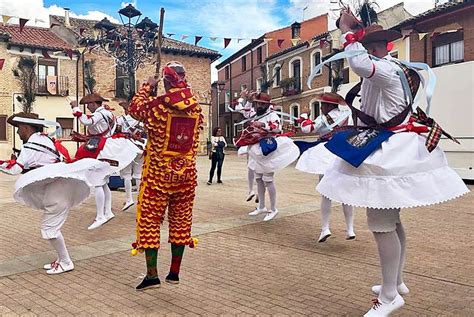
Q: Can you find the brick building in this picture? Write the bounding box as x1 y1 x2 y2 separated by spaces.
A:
393 0 474 67
0 24 80 157
264 3 411 136
213 14 328 142
50 13 220 153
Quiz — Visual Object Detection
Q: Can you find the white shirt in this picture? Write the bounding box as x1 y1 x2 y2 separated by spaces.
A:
344 37 408 124
0 133 59 175
236 100 281 133
116 114 142 134
211 136 227 153
300 108 350 136
73 106 116 137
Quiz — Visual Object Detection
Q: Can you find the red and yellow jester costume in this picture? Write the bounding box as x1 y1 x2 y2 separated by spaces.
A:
129 62 202 290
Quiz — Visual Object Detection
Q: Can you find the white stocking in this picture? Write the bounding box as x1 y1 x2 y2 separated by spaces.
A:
265 181 277 211
372 230 401 303
124 179 133 203
103 184 112 216
320 196 331 231
396 222 406 285
256 177 266 210
248 168 255 194
49 231 71 265
135 178 141 193
342 204 354 234
94 186 105 220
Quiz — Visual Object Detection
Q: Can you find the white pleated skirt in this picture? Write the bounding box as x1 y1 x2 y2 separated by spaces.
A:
317 132 469 209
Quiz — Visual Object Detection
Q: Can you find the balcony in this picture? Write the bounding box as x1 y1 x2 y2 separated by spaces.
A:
280 76 301 97
37 76 69 96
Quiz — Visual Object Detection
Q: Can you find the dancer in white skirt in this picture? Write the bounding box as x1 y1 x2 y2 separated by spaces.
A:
312 8 470 316
70 93 140 230
116 101 146 211
296 92 355 242
0 112 111 274
235 90 299 221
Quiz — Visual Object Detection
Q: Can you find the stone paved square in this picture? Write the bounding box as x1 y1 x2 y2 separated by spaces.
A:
0 154 473 316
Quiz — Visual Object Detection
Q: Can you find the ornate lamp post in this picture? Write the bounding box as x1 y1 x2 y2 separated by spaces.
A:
92 4 158 99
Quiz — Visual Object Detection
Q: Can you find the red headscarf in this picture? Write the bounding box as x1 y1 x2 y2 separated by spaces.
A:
163 61 187 88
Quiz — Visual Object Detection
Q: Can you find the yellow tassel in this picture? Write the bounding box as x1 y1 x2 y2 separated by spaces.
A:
131 249 138 256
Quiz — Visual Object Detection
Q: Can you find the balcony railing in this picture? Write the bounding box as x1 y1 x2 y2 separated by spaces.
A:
37 76 69 96
280 76 301 97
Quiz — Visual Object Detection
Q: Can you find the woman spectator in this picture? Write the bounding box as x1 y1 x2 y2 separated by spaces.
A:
207 127 227 185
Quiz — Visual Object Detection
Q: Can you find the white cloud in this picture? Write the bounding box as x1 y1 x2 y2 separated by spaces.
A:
287 0 436 30
0 0 119 28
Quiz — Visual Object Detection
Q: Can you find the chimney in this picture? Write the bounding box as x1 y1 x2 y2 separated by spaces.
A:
64 8 71 27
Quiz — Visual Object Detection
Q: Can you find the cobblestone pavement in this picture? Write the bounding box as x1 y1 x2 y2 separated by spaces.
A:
0 154 473 316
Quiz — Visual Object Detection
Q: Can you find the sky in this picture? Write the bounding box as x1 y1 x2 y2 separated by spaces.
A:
0 0 442 80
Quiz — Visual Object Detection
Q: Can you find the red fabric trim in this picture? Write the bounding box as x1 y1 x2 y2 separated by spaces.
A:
54 140 72 163
72 111 82 117
367 63 376 79
1 159 23 169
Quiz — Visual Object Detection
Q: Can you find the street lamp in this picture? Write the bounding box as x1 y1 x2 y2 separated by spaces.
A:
216 81 225 128
91 4 158 99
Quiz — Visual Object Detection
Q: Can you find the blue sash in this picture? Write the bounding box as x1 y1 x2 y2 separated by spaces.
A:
259 137 278 156
294 140 325 156
324 128 394 168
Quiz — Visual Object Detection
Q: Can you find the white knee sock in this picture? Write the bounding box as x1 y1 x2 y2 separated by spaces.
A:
373 231 401 303
124 179 133 203
320 196 331 231
49 231 71 265
135 178 141 193
256 178 266 210
103 184 112 216
265 181 277 211
396 222 406 285
248 168 255 194
342 204 355 235
95 186 105 220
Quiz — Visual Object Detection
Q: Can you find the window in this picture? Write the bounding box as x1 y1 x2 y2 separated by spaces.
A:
225 90 230 107
256 78 263 92
0 115 7 141
290 58 302 91
242 55 247 72
225 122 230 138
56 117 74 139
291 104 300 125
291 22 301 39
257 47 263 64
342 67 349 84
38 59 58 94
273 65 281 87
433 31 464 66
311 50 322 76
225 66 230 80
311 101 320 120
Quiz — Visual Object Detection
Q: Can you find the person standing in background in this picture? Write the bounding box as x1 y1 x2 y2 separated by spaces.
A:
207 127 227 185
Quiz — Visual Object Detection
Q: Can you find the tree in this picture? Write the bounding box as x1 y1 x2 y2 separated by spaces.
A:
84 60 97 94
12 57 37 113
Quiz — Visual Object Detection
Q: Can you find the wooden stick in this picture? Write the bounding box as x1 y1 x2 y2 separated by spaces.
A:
150 8 165 96
155 8 165 78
